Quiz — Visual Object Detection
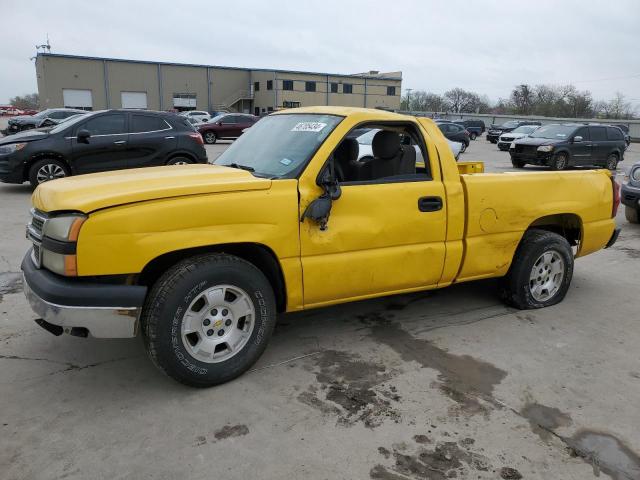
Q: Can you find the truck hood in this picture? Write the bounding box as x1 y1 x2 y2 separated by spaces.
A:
32 164 272 213
0 129 49 144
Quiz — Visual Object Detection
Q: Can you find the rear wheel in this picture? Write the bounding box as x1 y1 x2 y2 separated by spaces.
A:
203 131 217 144
625 205 639 224
606 153 618 171
28 159 70 188
470 132 477 140
500 230 573 309
142 253 277 387
550 152 568 171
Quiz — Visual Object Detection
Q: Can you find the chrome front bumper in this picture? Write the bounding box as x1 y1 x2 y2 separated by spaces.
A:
21 251 147 338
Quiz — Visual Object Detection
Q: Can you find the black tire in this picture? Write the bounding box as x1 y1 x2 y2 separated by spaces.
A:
500 230 574 309
28 158 70 188
626 205 639 224
166 156 194 165
470 132 477 141
511 158 525 168
203 131 217 144
550 152 568 171
460 142 467 153
142 253 277 387
490 139 497 144
606 153 618 171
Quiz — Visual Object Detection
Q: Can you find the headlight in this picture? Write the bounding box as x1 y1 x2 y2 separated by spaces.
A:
43 214 86 242
537 145 554 153
0 143 27 155
631 167 640 183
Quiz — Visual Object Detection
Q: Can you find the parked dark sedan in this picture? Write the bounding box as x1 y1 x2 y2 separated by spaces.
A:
453 119 486 139
436 121 470 152
198 113 259 144
622 162 640 223
486 120 541 143
5 108 86 135
509 124 626 170
0 110 207 187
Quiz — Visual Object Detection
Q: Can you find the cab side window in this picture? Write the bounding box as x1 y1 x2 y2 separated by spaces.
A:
590 127 607 142
332 124 430 184
574 127 590 140
80 114 127 136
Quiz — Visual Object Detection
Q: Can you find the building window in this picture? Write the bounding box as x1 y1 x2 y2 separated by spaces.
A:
330 83 338 93
343 83 353 94
283 101 301 108
267 80 273 90
267 106 273 112
387 86 396 96
173 93 197 110
283 80 294 91
254 81 260 92
305 81 316 92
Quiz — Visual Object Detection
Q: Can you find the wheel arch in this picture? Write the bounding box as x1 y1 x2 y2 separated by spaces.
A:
527 213 583 247
24 152 70 180
138 242 288 312
166 151 198 164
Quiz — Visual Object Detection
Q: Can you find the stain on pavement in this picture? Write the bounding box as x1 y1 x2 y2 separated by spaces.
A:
520 402 572 441
0 272 22 302
362 314 507 416
297 349 401 428
567 430 640 480
213 424 249 440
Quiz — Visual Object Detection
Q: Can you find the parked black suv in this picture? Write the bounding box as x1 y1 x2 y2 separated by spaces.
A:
452 119 486 139
509 124 626 170
0 110 207 187
486 120 541 143
5 108 86 135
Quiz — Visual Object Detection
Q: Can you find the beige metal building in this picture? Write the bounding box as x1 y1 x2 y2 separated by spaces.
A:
35 53 402 115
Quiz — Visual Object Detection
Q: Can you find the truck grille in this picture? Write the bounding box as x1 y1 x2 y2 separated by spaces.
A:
27 209 48 268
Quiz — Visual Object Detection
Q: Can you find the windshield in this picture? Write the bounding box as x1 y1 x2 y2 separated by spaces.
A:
206 114 226 124
33 110 51 119
49 112 93 134
512 126 537 134
501 121 520 128
529 125 576 139
214 114 343 178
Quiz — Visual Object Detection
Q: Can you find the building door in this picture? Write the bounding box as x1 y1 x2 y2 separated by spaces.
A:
63 89 93 110
121 92 148 109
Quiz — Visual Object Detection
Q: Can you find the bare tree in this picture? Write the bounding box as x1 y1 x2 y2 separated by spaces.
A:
9 93 39 110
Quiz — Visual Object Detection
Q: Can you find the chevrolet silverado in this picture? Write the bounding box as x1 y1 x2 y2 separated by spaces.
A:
22 107 621 387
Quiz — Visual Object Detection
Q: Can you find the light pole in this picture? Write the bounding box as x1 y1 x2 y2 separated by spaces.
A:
405 88 413 111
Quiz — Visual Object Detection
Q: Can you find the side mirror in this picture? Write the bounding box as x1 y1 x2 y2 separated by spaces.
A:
573 136 583 143
319 167 342 200
77 129 91 144
301 196 332 231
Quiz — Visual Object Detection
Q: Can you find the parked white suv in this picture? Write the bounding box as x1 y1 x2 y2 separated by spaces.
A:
180 110 211 125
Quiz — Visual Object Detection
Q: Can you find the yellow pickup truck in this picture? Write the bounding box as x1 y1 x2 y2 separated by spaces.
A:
22 107 621 387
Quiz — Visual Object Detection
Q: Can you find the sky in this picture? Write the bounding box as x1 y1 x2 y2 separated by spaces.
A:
1 0 639 108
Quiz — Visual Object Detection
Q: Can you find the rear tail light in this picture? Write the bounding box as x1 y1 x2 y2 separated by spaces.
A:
611 176 620 218
189 132 204 145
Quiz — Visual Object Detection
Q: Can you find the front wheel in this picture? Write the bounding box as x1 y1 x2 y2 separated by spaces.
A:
142 253 277 387
29 159 70 188
550 152 568 171
203 131 217 144
166 156 194 165
500 230 573 309
511 158 525 168
626 205 639 224
460 142 467 153
470 132 477 141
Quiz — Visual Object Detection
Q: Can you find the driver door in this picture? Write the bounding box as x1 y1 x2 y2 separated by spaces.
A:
298 124 447 308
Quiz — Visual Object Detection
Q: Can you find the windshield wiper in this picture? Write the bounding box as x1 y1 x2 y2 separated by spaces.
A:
227 163 255 172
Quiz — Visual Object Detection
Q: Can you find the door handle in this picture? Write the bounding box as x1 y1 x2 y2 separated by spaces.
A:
418 196 443 212
164 136 175 139
113 140 126 145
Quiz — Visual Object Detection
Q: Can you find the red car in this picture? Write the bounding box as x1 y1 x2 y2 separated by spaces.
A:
197 113 258 144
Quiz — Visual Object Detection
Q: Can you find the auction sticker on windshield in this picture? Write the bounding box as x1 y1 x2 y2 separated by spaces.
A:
291 122 327 132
